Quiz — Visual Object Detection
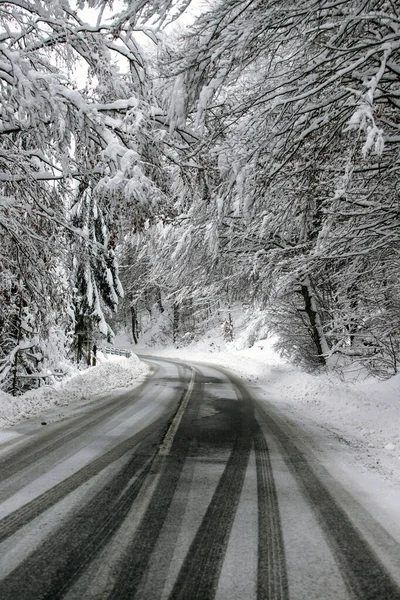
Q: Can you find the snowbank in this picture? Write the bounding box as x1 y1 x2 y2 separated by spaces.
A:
0 353 149 429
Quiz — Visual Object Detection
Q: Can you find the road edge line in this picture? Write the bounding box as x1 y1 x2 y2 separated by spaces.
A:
158 367 196 457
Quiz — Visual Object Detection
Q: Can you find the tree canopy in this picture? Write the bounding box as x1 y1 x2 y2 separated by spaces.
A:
1 0 400 391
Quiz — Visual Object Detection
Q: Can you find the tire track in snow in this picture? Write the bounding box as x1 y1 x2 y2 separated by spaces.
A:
166 363 288 600
108 371 204 600
218 366 289 600
0 449 154 600
0 368 197 599
167 411 254 600
254 427 289 600
256 406 400 600
0 416 165 543
0 377 153 484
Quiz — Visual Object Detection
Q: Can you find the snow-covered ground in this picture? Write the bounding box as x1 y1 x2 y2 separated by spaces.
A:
0 352 149 432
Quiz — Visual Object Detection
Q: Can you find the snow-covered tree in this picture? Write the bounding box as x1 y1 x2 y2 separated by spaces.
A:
155 0 400 372
0 0 196 388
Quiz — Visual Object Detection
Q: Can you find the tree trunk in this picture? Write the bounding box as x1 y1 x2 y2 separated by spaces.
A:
144 288 152 317
12 294 23 397
300 277 330 364
87 339 91 366
76 333 83 363
131 306 138 344
156 287 164 314
173 302 179 345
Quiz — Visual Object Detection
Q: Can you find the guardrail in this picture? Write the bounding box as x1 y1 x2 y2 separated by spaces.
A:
102 346 131 358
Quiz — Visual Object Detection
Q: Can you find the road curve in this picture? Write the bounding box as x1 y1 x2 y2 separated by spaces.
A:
0 356 399 599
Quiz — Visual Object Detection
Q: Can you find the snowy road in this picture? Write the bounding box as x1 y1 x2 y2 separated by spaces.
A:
0 357 399 599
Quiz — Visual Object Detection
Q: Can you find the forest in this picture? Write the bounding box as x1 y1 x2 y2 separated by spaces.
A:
0 0 399 395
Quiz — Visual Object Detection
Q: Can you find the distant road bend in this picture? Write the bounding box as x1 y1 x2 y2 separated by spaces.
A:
0 356 399 600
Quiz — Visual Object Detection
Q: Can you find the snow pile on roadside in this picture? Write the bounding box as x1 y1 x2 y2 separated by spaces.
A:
0 353 149 429
219 346 400 459
263 368 400 452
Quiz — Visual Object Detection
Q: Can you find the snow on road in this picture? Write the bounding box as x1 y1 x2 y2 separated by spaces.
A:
0 335 399 598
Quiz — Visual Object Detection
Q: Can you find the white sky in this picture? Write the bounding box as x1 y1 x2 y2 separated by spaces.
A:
74 0 205 88
78 0 204 30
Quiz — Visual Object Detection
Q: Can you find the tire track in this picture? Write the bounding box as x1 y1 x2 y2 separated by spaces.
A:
168 409 254 600
0 367 196 599
0 416 167 543
134 453 197 600
254 427 289 600
255 406 400 600
0 376 153 484
0 448 155 600
208 365 288 600
108 372 204 600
